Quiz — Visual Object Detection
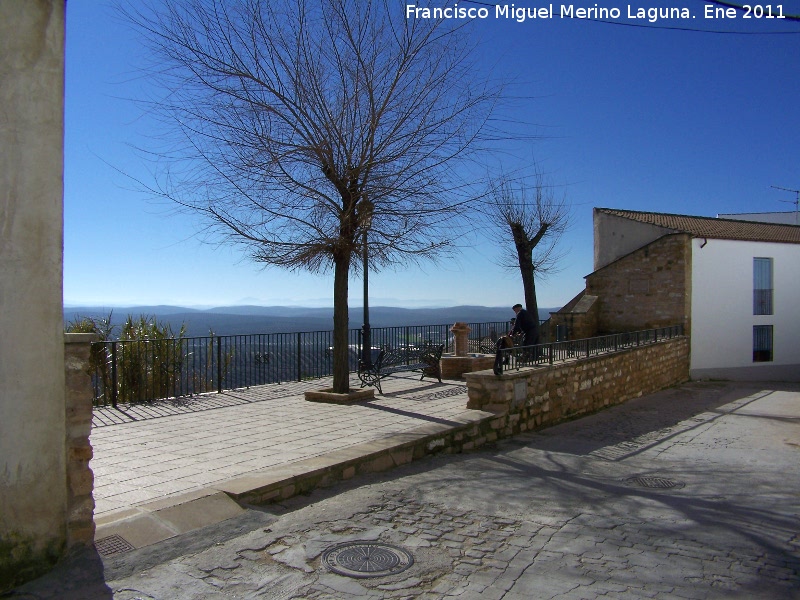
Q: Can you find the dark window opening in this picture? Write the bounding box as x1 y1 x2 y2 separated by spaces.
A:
753 325 773 362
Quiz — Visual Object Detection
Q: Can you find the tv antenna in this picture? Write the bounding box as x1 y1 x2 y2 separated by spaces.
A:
770 185 800 225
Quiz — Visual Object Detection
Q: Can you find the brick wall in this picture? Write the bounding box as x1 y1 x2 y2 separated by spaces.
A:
586 233 692 334
64 334 98 548
464 337 690 434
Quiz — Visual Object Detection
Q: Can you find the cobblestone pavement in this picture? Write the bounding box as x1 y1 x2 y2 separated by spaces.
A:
12 381 800 599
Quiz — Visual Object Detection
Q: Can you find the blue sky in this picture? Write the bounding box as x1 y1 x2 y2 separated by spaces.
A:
64 1 800 308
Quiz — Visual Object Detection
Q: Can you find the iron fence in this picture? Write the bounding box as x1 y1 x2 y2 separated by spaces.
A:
90 319 537 406
495 325 685 374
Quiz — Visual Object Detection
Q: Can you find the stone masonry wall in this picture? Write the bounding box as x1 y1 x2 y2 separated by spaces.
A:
464 337 690 435
548 296 600 341
64 334 97 548
586 233 692 334
440 355 496 379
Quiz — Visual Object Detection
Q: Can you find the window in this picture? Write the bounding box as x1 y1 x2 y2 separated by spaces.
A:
753 325 773 362
753 258 773 315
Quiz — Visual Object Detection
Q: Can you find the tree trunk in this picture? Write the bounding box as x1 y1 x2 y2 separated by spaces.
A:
517 246 540 345
522 270 540 345
331 252 351 393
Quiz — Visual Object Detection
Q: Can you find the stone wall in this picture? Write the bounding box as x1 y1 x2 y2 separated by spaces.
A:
64 334 98 548
464 337 690 434
549 293 600 341
586 233 692 334
440 355 496 379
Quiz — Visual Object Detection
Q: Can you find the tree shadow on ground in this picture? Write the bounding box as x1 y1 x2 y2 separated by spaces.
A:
503 380 800 459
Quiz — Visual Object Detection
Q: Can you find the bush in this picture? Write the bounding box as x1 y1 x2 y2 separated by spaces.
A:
65 313 188 404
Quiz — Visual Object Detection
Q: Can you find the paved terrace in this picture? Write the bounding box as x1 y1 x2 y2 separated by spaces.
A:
90 374 489 546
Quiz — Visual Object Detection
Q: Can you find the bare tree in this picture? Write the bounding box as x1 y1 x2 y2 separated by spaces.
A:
482 168 571 344
123 0 516 392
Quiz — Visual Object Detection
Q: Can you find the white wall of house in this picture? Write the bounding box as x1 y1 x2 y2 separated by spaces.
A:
691 237 800 381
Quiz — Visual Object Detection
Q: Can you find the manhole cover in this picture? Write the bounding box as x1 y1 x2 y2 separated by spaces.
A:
322 542 414 578
95 534 135 556
625 476 685 490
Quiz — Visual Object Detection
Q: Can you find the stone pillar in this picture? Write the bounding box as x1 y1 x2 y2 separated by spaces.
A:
64 334 98 548
451 322 471 357
0 0 67 591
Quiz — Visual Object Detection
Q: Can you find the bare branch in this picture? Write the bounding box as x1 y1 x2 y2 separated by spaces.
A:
479 165 572 339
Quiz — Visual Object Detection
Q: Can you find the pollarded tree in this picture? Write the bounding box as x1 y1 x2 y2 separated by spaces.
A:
482 168 571 345
123 0 514 393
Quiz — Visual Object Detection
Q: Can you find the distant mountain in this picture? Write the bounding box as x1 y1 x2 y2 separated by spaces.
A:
64 304 204 316
63 305 556 338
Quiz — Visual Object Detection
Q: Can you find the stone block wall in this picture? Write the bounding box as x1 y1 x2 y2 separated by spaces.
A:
585 233 692 334
440 355 496 379
64 334 97 548
464 337 690 435
549 293 600 341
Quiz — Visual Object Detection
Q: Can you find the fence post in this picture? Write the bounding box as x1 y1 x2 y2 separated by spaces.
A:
217 336 223 393
549 343 554 365
111 341 118 408
297 332 302 382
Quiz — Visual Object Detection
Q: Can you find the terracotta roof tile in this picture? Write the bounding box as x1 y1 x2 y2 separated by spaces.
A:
597 208 800 244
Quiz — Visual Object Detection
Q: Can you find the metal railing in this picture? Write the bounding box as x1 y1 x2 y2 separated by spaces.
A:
90 319 540 407
495 325 685 374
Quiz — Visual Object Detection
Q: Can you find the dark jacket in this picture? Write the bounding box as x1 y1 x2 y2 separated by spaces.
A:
511 308 536 335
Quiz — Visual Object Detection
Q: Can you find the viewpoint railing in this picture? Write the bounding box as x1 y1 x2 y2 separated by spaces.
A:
90 320 544 407
495 324 685 374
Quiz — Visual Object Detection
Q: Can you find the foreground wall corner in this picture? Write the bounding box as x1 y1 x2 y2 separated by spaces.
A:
0 0 67 592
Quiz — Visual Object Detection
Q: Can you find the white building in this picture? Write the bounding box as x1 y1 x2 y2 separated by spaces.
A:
690 230 800 381
557 209 800 381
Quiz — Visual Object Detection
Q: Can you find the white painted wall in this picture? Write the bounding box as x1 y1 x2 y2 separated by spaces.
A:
691 237 800 380
0 0 67 586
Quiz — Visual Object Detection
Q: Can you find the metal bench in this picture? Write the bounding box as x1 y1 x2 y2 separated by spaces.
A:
358 342 444 394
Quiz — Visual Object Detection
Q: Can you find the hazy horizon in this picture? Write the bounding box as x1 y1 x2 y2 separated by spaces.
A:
63 301 536 310
63 303 554 337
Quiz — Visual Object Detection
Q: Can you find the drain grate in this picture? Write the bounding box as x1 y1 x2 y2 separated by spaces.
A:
407 386 467 402
322 542 414 578
625 476 685 490
95 534 135 556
